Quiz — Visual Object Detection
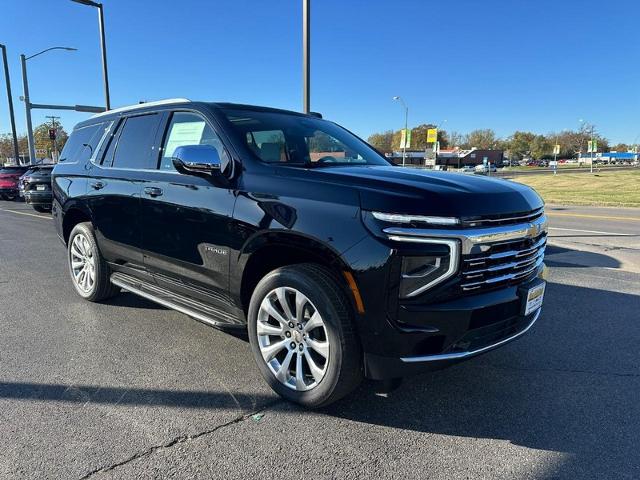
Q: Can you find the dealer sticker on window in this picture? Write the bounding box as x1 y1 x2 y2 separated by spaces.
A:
524 282 545 316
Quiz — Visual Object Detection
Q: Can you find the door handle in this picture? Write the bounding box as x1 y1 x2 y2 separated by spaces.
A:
144 187 163 197
89 181 105 190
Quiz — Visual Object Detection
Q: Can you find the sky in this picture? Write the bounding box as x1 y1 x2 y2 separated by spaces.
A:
1 0 639 145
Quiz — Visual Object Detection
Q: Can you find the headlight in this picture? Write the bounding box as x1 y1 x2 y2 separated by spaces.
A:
389 237 459 298
372 211 459 226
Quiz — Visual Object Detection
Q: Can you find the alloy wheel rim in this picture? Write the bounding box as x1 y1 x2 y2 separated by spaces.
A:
70 233 96 293
256 287 330 391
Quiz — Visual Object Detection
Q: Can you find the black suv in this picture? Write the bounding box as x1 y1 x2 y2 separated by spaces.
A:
21 165 54 212
52 99 547 407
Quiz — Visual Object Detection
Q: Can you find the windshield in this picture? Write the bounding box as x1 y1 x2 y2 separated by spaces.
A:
220 108 391 167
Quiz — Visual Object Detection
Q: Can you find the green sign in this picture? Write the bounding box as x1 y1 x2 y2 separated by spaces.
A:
400 128 412 149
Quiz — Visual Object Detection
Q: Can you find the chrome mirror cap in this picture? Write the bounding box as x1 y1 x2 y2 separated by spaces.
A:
172 145 221 174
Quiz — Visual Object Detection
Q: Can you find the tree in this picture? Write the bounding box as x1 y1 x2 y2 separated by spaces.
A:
507 131 536 159
448 131 467 149
611 143 629 152
367 130 394 153
466 129 497 149
33 122 68 158
530 134 552 159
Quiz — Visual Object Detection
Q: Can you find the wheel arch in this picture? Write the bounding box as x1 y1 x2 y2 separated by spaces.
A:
236 231 358 318
61 204 93 245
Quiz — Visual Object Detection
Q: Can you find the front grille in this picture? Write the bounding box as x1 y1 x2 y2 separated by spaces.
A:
460 207 544 228
460 232 546 292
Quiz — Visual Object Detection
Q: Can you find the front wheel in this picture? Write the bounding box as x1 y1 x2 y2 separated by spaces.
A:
248 264 362 408
67 222 120 302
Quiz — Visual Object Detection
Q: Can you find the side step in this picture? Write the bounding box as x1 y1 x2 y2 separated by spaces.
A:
110 272 243 329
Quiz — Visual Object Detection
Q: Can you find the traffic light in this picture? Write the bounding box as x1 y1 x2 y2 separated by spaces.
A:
49 128 57 140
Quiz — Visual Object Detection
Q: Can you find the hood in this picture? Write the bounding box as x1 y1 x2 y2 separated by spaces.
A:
297 165 543 218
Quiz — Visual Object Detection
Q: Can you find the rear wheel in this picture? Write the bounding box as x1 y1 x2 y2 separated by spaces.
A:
248 264 362 408
67 222 120 302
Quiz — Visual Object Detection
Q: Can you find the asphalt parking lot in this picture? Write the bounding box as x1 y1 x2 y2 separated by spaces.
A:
0 200 638 479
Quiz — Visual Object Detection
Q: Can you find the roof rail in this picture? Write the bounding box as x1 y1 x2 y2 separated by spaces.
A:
91 98 191 118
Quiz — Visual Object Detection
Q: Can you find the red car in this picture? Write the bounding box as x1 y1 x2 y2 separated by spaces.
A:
0 166 32 201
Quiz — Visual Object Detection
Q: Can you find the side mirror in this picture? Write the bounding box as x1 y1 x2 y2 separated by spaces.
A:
172 145 222 176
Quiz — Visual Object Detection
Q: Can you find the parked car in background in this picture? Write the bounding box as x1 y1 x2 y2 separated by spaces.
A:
0 165 32 201
459 165 475 173
22 165 54 212
474 163 497 174
53 99 547 408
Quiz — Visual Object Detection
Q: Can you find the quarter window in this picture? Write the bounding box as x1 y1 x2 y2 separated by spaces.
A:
111 114 161 170
160 112 228 171
59 123 107 163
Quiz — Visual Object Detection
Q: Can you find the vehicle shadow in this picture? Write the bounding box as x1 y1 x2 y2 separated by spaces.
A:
544 244 622 269
321 281 640 478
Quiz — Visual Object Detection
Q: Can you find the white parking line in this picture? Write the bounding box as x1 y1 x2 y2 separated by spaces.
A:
549 227 634 236
0 208 52 220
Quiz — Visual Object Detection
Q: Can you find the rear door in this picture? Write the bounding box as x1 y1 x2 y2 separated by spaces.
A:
87 112 163 278
139 110 237 312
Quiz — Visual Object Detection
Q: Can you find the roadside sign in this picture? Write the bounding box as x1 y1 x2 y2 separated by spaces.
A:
427 128 438 143
400 128 411 149
587 140 598 153
553 144 560 155
36 148 47 157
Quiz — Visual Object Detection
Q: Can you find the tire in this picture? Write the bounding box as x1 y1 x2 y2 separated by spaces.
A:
33 205 51 213
67 222 120 302
248 263 362 408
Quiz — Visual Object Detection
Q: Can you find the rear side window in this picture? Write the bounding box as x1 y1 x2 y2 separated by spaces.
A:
59 123 106 163
111 114 161 170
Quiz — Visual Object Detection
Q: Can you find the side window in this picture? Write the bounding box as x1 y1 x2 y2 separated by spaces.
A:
59 123 105 163
305 130 363 163
246 130 288 162
111 114 161 170
160 112 229 171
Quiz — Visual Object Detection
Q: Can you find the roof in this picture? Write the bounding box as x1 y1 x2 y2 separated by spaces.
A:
90 98 311 119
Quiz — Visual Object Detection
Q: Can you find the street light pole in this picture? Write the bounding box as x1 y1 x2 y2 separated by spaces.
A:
20 54 36 164
71 0 111 110
21 47 78 164
302 0 310 113
0 44 20 163
393 96 408 167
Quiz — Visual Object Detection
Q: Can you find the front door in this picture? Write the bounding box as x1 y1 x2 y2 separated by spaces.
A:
139 111 237 312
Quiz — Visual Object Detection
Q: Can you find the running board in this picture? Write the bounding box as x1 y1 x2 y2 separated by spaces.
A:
110 272 243 329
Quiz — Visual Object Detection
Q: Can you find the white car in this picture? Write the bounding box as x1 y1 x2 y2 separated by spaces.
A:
474 164 497 173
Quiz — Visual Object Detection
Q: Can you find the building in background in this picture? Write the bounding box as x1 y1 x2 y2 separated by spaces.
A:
388 148 504 168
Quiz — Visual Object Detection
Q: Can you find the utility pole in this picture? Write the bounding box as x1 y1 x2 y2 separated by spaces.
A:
0 44 20 164
302 0 310 113
45 115 60 162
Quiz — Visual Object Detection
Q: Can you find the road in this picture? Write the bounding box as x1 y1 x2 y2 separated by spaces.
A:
495 165 639 177
0 200 638 479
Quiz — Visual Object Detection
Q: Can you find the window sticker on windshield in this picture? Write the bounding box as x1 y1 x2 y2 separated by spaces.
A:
164 121 206 158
